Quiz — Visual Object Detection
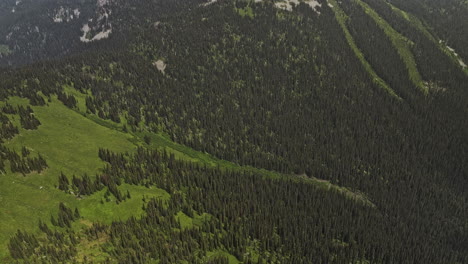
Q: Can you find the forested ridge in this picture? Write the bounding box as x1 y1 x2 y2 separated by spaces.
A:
0 0 467 263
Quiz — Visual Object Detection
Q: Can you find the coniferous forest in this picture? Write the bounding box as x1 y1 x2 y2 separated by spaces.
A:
0 0 467 263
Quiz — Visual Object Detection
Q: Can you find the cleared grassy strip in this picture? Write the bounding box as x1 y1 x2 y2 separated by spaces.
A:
355 0 427 94
328 0 400 99
388 3 468 74
387 3 435 42
67 87 376 206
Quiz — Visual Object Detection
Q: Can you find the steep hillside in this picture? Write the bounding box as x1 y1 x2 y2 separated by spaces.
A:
0 0 467 263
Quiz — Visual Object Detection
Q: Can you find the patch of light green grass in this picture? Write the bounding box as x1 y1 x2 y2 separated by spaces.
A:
0 97 137 261
79 184 170 224
175 211 211 229
5 96 135 177
236 6 255 18
206 250 241 264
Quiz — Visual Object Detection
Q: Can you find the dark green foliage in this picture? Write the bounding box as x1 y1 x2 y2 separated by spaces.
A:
21 146 30 157
57 91 77 109
18 105 41 130
1 0 467 263
1 103 17 114
9 153 47 175
341 0 417 100
53 203 79 228
71 173 103 196
387 0 468 63
29 217 80 263
143 135 151 145
7 230 39 260
16 146 465 263
0 114 18 141
58 172 70 191
1 143 48 175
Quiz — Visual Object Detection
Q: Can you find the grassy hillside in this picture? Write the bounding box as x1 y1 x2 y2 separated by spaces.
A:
0 94 371 261
0 97 172 260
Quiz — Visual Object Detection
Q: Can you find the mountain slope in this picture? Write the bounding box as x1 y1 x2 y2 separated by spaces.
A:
0 0 467 263
0 96 375 263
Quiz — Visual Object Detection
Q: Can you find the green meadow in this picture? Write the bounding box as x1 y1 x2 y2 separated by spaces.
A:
0 97 166 260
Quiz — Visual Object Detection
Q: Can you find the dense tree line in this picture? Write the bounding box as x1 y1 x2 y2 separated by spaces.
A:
11 147 468 263
8 204 80 263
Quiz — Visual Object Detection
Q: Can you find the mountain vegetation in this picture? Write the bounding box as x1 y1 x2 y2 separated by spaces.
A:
0 0 467 263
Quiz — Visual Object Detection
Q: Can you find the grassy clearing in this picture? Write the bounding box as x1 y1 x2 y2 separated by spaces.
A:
65 87 376 206
206 250 241 264
5 96 135 177
0 91 375 260
328 0 400 99
176 211 211 229
236 5 255 18
0 97 140 260
388 3 468 75
387 3 436 42
356 0 427 94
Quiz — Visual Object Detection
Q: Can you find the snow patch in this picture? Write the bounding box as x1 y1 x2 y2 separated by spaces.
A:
80 24 91 42
153 60 167 74
201 0 218 6
459 60 467 68
80 23 112 43
274 0 322 13
53 7 65 22
53 7 79 23
93 28 112 40
446 45 467 68
154 21 161 29
98 0 109 7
